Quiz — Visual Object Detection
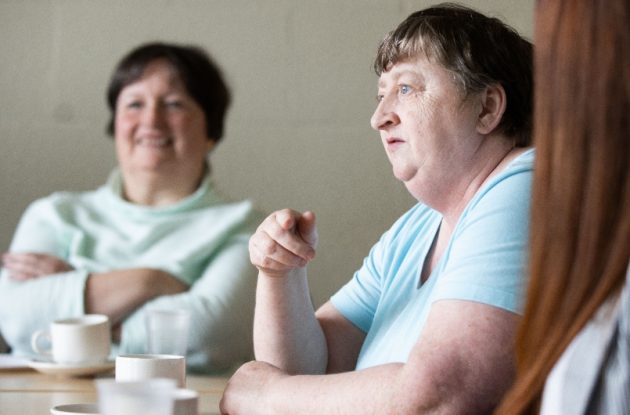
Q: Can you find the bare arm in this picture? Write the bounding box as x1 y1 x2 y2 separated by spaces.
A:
250 209 328 374
221 300 517 414
85 268 188 325
316 301 366 373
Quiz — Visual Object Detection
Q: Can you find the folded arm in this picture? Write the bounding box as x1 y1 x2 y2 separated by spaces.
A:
1 251 187 328
222 299 517 414
115 236 259 371
85 268 188 326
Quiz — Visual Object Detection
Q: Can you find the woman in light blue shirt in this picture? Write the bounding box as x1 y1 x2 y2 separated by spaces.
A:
221 4 534 413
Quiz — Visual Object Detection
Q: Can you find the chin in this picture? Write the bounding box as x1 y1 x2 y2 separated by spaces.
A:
391 165 417 183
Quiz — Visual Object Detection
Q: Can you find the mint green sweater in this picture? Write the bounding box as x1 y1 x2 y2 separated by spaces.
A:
0 169 261 372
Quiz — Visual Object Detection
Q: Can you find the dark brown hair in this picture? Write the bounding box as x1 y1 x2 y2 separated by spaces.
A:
106 42 231 142
374 3 533 146
495 0 630 413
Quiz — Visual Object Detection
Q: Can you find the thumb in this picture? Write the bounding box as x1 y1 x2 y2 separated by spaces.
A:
297 211 318 248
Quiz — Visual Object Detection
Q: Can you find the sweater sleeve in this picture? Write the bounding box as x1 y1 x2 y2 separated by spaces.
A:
0 198 90 357
118 232 257 373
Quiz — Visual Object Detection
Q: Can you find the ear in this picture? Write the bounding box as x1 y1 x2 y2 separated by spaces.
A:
476 83 507 135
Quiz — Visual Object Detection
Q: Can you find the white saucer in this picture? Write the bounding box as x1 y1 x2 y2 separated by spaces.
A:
50 403 99 414
28 359 114 377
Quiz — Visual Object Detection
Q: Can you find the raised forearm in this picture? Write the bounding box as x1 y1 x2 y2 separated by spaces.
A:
253 269 328 374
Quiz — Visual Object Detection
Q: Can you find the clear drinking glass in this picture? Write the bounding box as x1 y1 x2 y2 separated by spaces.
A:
96 378 176 415
145 309 191 356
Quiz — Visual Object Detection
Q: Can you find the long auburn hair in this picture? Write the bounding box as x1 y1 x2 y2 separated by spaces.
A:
495 0 630 413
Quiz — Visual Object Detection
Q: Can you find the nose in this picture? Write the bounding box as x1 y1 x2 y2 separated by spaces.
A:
370 98 400 131
141 103 165 128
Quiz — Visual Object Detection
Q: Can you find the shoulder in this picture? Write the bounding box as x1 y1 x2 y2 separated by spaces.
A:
22 189 98 219
196 182 265 231
462 148 535 224
202 196 264 232
481 148 533 198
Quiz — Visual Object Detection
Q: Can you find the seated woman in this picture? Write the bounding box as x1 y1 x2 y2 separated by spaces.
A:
220 4 533 414
0 42 261 372
495 0 629 413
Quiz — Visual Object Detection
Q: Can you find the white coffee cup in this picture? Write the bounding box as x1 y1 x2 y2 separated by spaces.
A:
116 354 186 387
174 388 199 415
31 314 110 364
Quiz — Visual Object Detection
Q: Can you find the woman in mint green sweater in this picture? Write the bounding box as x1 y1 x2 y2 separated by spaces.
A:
0 43 260 373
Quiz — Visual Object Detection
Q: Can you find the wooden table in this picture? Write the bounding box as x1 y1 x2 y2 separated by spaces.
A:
0 367 228 414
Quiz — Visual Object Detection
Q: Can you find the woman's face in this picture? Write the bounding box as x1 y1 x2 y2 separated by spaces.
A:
370 55 483 201
114 59 211 183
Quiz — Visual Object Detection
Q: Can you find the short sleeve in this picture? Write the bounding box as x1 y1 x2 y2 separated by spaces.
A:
330 234 389 333
330 205 438 333
432 169 532 313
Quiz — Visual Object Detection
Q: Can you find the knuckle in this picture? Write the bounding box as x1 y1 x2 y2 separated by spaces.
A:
260 237 277 256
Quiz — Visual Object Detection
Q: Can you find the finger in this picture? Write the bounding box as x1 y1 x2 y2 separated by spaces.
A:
250 232 307 270
2 254 53 277
1 255 37 273
263 220 315 261
255 249 306 275
297 211 318 248
4 252 71 275
2 253 45 271
5 269 37 281
274 208 304 230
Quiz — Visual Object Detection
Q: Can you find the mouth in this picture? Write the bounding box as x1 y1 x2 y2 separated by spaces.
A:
385 137 405 145
134 135 172 148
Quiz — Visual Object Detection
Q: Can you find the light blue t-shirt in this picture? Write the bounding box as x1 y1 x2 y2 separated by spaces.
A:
331 149 534 369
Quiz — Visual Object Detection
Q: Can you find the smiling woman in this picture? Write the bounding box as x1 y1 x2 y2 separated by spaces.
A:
0 43 262 373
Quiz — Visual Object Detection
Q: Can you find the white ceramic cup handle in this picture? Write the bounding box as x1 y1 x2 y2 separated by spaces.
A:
30 329 52 357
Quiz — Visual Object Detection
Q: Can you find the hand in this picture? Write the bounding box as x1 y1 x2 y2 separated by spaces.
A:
86 268 189 324
220 361 287 415
142 268 190 297
1 252 73 281
249 209 318 278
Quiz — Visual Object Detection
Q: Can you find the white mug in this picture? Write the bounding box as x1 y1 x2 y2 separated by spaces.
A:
116 354 186 387
31 314 110 364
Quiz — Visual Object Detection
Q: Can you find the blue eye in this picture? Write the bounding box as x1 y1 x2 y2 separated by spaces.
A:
400 85 411 95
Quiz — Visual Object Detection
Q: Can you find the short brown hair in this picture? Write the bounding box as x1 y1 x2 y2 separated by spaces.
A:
374 3 532 146
106 42 231 142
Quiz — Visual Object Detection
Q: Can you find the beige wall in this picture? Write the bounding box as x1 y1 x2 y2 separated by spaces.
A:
0 0 533 307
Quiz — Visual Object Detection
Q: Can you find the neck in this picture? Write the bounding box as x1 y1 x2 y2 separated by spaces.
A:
121 165 207 207
430 137 524 227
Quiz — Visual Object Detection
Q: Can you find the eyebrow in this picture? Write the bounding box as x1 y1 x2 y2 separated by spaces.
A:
377 68 423 89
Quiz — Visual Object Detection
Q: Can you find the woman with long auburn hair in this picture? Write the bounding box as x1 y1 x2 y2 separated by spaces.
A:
495 0 630 413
